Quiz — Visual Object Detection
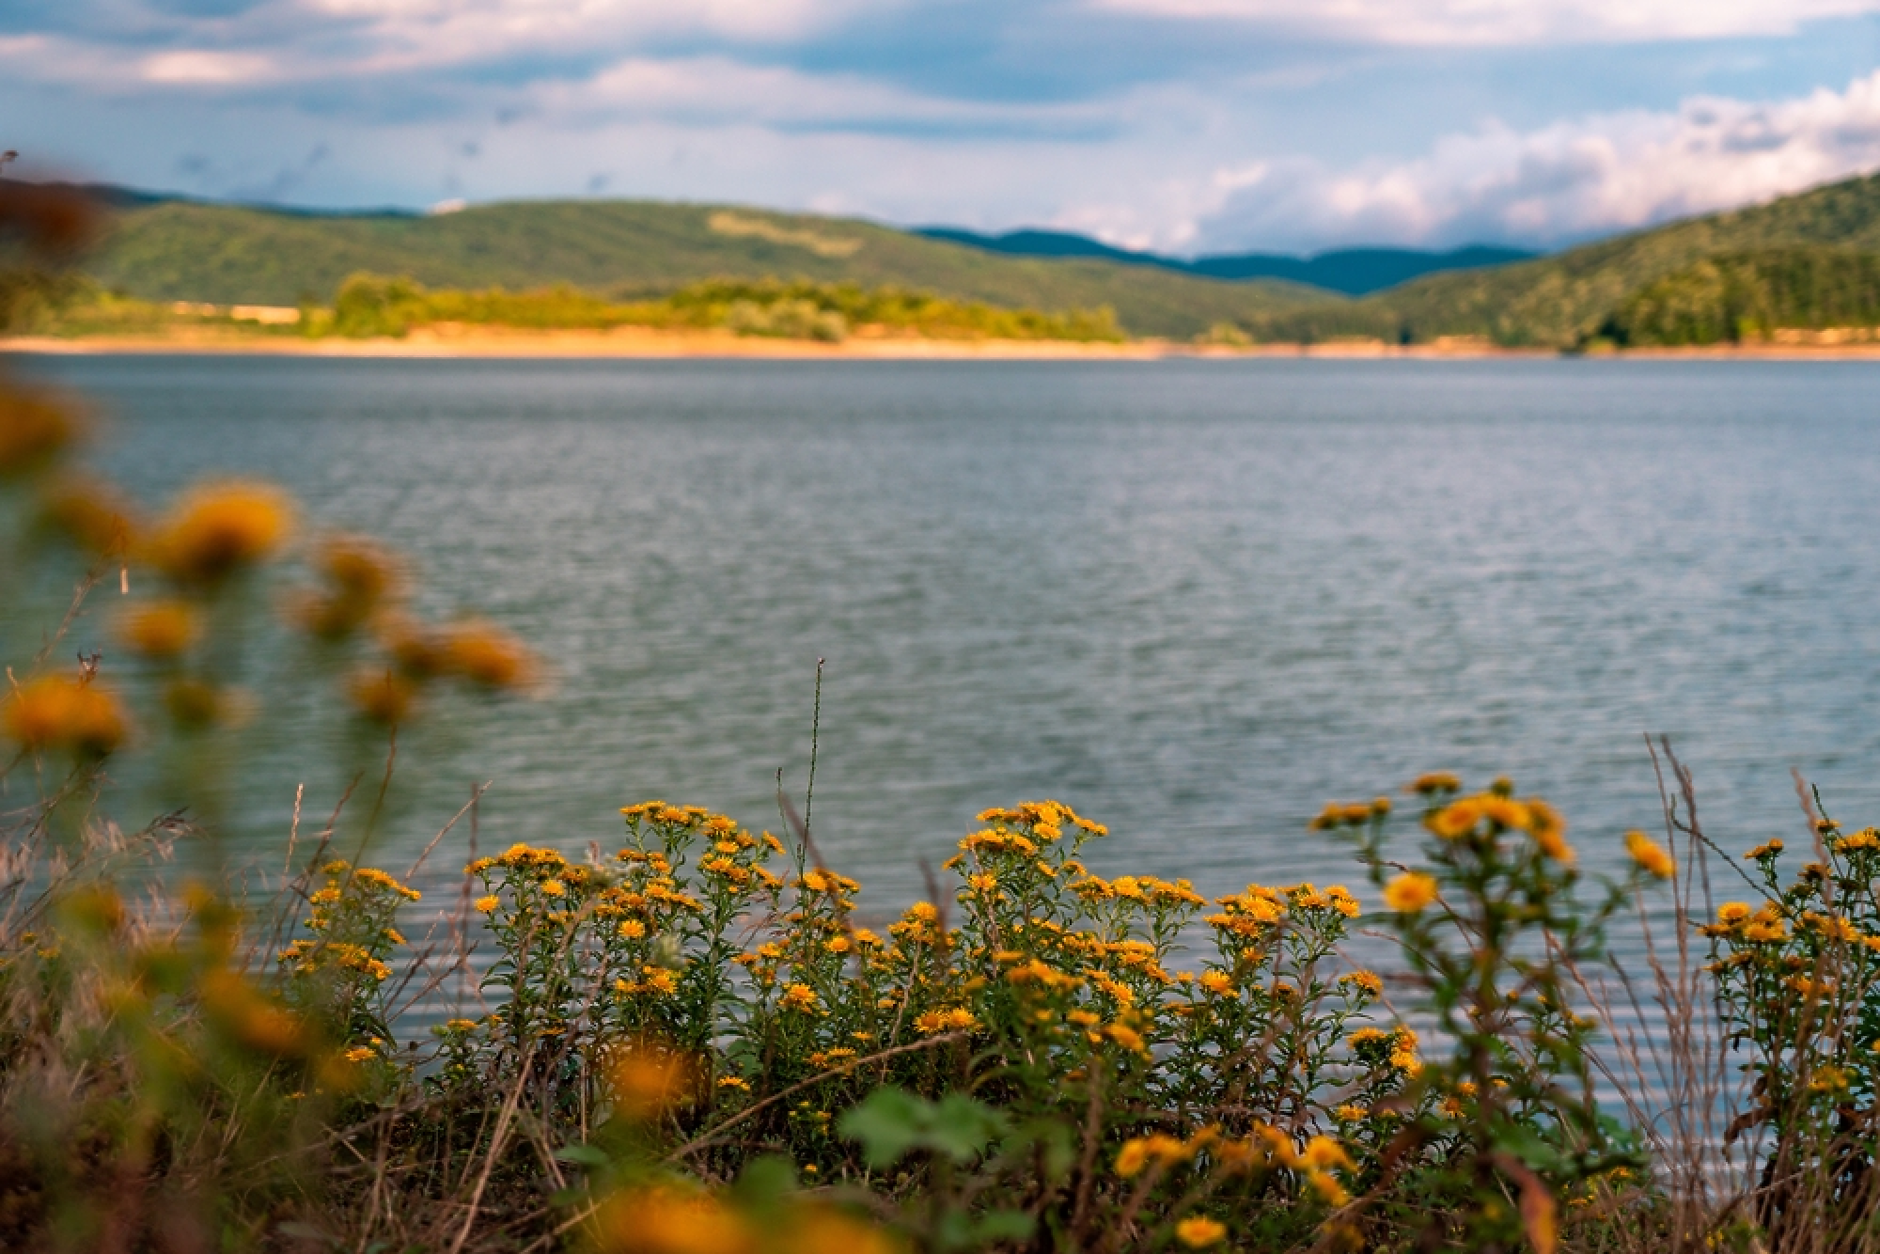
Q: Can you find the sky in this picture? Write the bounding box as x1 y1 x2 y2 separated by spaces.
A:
6 1 1880 256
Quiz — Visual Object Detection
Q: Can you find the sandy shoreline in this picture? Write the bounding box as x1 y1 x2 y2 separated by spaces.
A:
7 326 1880 361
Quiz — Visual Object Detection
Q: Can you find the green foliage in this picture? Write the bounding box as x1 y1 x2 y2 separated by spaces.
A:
1249 170 1880 348
1319 777 1651 1252
1701 813 1880 1245
73 199 1327 338
839 1089 1008 1169
1601 250 1880 346
320 271 1123 342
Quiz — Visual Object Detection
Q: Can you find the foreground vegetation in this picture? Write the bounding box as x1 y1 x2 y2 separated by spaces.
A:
7 183 1880 1254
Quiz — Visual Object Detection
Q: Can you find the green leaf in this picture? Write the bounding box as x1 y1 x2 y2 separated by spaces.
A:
973 1211 1036 1242
732 1155 799 1208
935 1210 976 1254
1011 1117 1077 1181
838 1087 1007 1169
553 1143 611 1169
927 1093 1008 1163
839 1087 930 1169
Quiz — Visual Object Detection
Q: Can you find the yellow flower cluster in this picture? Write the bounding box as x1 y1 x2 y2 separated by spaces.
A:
1307 797 1392 830
1423 791 1572 863
1114 1125 1355 1208
1701 901 1790 943
912 1007 977 1034
1346 1025 1420 1074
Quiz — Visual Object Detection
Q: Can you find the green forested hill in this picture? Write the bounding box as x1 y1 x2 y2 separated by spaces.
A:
1603 250 1880 345
78 198 1329 339
61 170 1880 346
1249 170 1880 347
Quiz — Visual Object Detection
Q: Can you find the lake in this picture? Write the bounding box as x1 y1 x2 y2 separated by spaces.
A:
14 353 1880 920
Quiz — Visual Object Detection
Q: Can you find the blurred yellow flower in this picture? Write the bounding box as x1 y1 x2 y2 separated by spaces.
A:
1175 1217 1226 1248
1382 872 1438 913
147 480 293 585
1625 830 1675 879
4 674 127 757
441 619 538 691
346 668 417 726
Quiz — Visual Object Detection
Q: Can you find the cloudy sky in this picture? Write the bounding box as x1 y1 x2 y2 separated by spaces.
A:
5 1 1880 255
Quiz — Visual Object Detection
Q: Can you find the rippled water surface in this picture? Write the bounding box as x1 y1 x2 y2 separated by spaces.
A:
20 354 1880 911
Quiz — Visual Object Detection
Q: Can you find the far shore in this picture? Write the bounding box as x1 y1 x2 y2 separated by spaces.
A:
9 324 1880 361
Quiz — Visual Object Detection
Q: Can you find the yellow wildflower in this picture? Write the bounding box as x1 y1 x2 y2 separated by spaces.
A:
1105 1022 1148 1054
1382 872 1438 913
1340 970 1383 997
1527 800 1572 862
1175 1217 1227 1249
439 619 537 690
4 675 128 757
474 895 499 913
1115 1139 1151 1177
1301 1136 1353 1171
1308 1171 1351 1207
608 1043 695 1118
1625 831 1674 879
147 481 293 585
1428 798 1482 839
1743 918 1788 943
118 600 199 659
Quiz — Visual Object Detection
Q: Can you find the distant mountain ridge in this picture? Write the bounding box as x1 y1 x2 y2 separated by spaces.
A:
916 227 1537 296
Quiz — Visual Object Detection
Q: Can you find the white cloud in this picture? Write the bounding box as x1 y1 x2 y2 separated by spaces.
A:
0 0 868 94
299 0 861 66
1093 0 1880 46
558 54 1116 133
141 50 276 85
1191 70 1880 252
